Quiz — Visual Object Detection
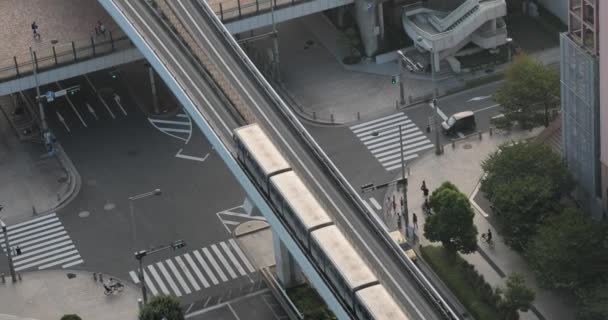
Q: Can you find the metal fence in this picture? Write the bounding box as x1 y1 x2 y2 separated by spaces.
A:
209 0 310 22
0 30 133 82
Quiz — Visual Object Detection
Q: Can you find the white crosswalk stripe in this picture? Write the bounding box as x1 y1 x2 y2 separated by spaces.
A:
148 111 192 142
0 213 83 272
349 113 434 171
128 240 255 297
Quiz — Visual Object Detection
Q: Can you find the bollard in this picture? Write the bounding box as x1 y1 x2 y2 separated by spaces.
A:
489 127 493 136
138 298 143 311
426 124 431 133
312 111 316 120
331 114 334 123
452 140 456 149
1 273 5 283
93 272 97 281
17 273 21 281
357 112 360 120
99 273 103 282
479 131 482 140
57 193 61 201
32 206 37 215
395 100 399 110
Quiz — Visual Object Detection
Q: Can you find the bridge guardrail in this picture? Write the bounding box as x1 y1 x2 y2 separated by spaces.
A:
208 0 312 23
0 30 133 82
197 1 462 319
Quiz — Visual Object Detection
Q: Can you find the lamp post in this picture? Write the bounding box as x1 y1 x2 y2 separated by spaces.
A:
417 36 442 155
128 189 162 304
361 126 410 238
0 207 16 282
506 37 513 62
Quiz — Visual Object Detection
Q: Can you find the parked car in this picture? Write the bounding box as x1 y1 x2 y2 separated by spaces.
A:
442 111 476 135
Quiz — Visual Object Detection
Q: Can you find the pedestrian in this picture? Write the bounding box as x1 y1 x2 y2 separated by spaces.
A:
423 197 430 214
400 197 404 214
397 214 402 229
95 25 99 36
98 20 107 37
392 198 396 215
421 180 429 198
412 213 418 229
31 21 40 40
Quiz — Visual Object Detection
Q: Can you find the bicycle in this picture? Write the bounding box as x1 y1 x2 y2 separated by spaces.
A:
103 278 124 295
480 232 495 248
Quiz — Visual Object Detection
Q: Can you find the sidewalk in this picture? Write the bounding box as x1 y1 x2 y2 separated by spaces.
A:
382 129 577 320
0 270 139 320
0 95 80 225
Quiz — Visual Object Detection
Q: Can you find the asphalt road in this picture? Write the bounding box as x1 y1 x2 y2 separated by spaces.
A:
0 64 275 313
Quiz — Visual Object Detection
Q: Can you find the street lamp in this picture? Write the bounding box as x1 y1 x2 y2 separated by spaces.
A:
0 206 16 283
505 37 513 62
361 125 410 238
135 239 186 304
417 36 442 155
128 189 162 304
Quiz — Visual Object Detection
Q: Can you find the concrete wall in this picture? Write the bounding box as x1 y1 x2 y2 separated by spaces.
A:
599 1 608 214
536 0 568 24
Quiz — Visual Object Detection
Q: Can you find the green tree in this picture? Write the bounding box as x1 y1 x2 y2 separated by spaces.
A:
495 54 560 128
576 283 608 320
424 185 478 254
481 142 572 250
498 273 535 320
526 207 608 290
139 295 184 320
60 315 82 320
429 181 458 211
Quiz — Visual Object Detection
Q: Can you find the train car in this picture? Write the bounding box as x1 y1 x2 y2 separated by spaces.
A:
355 285 410 320
233 124 291 194
269 171 334 246
310 225 379 313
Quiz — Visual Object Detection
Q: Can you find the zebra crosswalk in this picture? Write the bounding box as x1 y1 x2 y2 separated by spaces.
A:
148 111 192 142
0 213 83 271
350 112 434 171
129 239 255 297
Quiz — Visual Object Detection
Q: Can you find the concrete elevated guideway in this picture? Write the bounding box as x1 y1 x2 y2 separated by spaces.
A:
99 0 459 319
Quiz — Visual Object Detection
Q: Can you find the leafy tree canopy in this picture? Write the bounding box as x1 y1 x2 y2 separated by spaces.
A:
499 273 535 320
139 295 184 320
526 207 608 290
424 186 478 254
576 282 608 320
495 54 560 128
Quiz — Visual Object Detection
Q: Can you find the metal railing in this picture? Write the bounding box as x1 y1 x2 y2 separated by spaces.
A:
208 0 311 22
0 30 133 82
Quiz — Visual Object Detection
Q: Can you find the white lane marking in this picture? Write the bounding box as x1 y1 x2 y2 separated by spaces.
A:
377 140 433 161
143 269 159 296
176 256 201 291
350 113 403 130
212 244 237 279
359 123 416 142
156 262 182 296
6 221 61 240
1 232 67 250
467 95 492 102
385 155 422 171
13 240 72 260
227 304 242 320
369 198 382 211
148 264 170 295
150 119 190 125
370 136 429 156
353 116 410 135
5 227 64 246
36 253 80 270
56 81 87 128
175 149 209 162
202 247 228 282
6 213 56 230
4 217 59 236
130 271 140 284
55 111 70 132
113 94 128 116
84 74 115 119
194 250 219 285
62 259 83 269
166 259 192 294
367 131 424 150
228 239 255 273
177 113 189 118
184 253 210 288
474 104 501 113
382 145 434 165
14 245 75 266
362 126 419 145
429 102 447 121
220 242 246 276
86 102 99 120
162 128 190 133
16 250 77 271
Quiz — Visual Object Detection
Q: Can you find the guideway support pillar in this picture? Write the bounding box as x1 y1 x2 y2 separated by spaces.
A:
273 230 302 288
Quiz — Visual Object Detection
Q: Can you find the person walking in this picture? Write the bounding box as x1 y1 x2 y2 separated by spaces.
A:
98 21 107 37
412 213 418 229
31 21 40 40
421 180 429 198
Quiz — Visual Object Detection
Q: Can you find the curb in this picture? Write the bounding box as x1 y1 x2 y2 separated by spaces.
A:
38 143 82 216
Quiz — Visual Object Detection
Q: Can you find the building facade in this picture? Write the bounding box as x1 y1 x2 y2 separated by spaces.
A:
560 0 605 218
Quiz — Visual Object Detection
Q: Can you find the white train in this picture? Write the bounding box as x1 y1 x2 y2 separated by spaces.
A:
234 124 410 320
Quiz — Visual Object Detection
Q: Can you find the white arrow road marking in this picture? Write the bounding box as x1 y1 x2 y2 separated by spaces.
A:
83 74 115 119
55 111 70 132
473 104 501 113
86 103 98 120
175 149 209 162
467 95 493 102
428 102 448 121
113 93 128 116
56 82 86 127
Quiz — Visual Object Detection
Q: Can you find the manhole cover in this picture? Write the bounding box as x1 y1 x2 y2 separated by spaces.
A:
127 150 139 157
57 176 68 183
103 203 116 211
78 211 90 218
305 40 315 46
66 273 76 279
463 143 473 149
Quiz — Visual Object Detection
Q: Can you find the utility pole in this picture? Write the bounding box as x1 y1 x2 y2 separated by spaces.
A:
29 47 48 134
398 125 409 237
148 66 160 114
0 208 16 283
128 189 162 252
271 0 280 83
430 49 442 155
135 239 186 304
